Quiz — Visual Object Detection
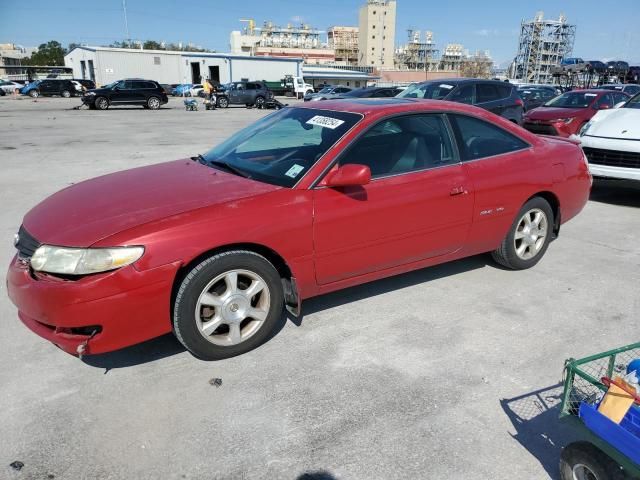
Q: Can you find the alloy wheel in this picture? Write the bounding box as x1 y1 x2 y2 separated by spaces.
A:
513 208 548 260
195 269 270 346
571 463 598 480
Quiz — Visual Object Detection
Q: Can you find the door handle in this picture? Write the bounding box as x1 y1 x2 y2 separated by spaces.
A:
450 186 467 196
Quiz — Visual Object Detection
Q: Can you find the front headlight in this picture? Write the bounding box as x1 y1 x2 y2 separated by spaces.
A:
550 117 575 124
30 245 144 275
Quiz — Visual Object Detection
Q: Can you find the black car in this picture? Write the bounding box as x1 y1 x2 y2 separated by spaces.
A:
215 81 273 108
517 87 557 111
27 79 77 98
82 79 169 110
334 86 403 99
397 78 524 124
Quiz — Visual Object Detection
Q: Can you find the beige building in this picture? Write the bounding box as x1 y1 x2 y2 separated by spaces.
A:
358 0 396 68
328 26 359 66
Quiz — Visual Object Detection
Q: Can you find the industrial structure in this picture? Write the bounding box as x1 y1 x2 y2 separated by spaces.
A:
328 26 359 66
358 0 397 68
395 30 439 71
512 11 576 83
230 20 334 64
438 44 465 71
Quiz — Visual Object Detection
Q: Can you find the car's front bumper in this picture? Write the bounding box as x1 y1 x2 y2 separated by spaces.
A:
6 256 179 355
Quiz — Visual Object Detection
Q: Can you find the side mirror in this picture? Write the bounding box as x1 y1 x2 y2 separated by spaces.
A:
322 164 371 188
597 103 611 110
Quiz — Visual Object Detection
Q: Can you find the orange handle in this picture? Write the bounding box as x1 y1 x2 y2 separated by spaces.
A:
601 377 640 405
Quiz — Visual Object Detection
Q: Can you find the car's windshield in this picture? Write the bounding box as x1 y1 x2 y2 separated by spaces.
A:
102 81 118 89
396 82 456 100
201 108 362 188
624 93 640 109
544 91 598 108
318 87 333 94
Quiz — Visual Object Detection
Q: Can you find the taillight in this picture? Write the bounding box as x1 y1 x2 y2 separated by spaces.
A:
515 98 524 107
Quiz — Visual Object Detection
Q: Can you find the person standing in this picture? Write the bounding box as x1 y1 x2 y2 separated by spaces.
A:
202 78 212 104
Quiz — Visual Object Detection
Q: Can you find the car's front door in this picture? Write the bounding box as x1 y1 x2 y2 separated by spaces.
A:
110 80 135 103
312 113 474 285
39 80 55 95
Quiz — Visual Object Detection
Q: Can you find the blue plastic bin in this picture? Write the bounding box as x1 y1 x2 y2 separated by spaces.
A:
579 401 640 465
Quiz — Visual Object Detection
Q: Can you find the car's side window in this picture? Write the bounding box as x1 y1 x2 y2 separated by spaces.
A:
595 93 613 109
448 84 475 104
476 84 499 104
450 114 529 161
339 114 457 178
496 85 513 99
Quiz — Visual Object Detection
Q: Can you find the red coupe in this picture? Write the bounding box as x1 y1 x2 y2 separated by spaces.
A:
523 89 630 137
7 99 591 360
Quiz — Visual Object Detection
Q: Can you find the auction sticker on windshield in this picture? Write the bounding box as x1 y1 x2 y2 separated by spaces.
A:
306 115 345 129
440 84 454 89
285 164 305 178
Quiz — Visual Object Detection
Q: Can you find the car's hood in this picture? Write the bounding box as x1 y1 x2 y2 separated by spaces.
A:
525 107 587 121
586 108 640 140
85 87 111 95
23 160 280 247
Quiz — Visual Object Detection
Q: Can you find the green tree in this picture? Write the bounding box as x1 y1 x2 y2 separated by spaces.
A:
23 40 65 66
67 42 81 52
143 40 162 50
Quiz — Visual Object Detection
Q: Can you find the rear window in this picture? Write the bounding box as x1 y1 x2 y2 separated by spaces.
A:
450 114 529 161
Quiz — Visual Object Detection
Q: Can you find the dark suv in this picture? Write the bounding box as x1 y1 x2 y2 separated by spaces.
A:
82 79 169 110
397 79 524 124
22 79 77 98
216 81 273 108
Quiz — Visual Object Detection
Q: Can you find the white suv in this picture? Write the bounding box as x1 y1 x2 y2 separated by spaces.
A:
580 93 640 181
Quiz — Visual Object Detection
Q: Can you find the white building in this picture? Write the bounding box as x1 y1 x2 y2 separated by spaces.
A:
64 46 302 86
358 0 397 68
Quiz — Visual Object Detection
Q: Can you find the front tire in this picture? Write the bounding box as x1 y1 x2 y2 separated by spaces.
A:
95 96 109 110
217 96 229 108
559 442 627 480
61 90 71 98
173 251 284 360
254 96 265 108
29 90 39 98
491 197 553 270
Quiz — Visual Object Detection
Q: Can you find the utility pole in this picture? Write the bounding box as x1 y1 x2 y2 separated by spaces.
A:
122 0 131 45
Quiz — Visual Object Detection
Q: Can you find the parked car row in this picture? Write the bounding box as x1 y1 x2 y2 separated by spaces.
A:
17 78 96 98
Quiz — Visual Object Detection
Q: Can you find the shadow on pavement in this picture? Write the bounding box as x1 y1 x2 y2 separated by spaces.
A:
501 383 581 479
296 471 337 480
82 255 490 369
292 254 490 326
590 178 640 208
82 333 185 371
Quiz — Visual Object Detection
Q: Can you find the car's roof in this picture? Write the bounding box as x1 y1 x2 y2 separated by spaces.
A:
294 97 484 115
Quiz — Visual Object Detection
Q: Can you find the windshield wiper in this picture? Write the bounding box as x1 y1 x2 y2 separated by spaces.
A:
194 155 252 179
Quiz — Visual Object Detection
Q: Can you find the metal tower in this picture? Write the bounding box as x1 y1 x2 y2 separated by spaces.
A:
513 11 576 83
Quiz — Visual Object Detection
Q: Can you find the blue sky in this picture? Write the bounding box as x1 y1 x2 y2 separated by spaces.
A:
2 0 639 66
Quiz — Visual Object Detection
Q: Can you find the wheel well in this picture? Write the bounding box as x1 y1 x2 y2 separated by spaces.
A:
528 191 561 235
170 243 293 309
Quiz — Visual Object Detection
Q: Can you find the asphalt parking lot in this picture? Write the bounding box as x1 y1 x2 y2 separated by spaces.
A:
0 95 639 480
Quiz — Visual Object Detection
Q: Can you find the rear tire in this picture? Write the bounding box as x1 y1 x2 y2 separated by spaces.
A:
147 96 161 110
559 442 627 480
173 250 285 360
491 197 553 270
61 90 71 98
95 96 109 110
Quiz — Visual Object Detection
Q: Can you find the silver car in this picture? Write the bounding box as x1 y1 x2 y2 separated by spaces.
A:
303 86 352 102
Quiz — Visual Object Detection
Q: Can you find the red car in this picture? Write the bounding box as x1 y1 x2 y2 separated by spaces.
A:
523 89 630 137
7 99 592 360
